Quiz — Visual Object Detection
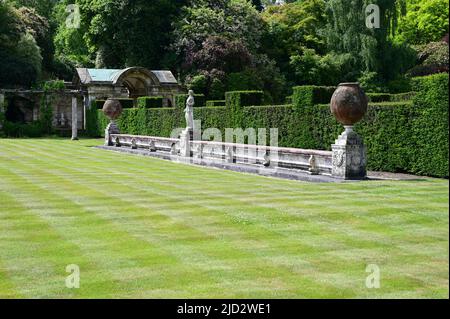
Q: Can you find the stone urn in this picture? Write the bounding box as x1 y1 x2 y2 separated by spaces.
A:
330 83 368 126
330 83 368 180
103 99 122 146
102 99 123 121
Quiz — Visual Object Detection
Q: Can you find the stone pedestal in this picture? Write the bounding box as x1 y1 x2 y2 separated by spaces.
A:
105 121 120 146
180 128 193 157
332 126 367 180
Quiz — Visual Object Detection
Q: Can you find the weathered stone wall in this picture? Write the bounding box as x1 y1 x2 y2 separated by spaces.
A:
51 93 83 130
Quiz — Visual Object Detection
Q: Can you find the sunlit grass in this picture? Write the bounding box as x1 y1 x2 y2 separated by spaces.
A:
0 138 448 298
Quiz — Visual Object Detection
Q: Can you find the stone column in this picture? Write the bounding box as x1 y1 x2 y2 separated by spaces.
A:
71 95 79 140
332 126 367 180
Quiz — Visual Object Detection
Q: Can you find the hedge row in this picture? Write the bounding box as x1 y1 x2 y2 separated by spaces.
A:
87 74 448 177
137 96 164 109
292 85 335 109
367 92 416 103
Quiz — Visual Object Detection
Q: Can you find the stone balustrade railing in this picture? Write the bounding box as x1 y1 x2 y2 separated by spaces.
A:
109 134 333 176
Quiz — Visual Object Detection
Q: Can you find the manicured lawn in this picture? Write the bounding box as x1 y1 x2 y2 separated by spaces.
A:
0 138 448 299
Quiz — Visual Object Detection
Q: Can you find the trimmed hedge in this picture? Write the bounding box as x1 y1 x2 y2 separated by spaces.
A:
225 91 264 107
367 92 416 103
174 94 206 108
137 96 163 109
292 86 335 109
87 74 449 177
206 100 226 107
409 74 449 177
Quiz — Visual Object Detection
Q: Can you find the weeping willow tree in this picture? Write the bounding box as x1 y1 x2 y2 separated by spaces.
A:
325 0 414 83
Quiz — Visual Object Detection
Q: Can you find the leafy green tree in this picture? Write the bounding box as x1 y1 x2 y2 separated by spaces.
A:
17 7 53 72
173 0 264 55
396 0 449 45
0 1 42 87
54 0 187 69
261 0 327 84
325 0 415 82
175 0 287 101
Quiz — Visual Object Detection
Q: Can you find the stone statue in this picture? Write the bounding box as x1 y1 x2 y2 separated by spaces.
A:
59 113 66 127
185 90 195 130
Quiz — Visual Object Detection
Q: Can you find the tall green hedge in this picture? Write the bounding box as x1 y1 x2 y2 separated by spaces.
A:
292 86 335 109
87 74 449 177
137 96 163 109
409 74 449 177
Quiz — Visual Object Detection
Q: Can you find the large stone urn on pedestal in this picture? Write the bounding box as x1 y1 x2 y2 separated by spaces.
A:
330 83 368 180
103 99 123 146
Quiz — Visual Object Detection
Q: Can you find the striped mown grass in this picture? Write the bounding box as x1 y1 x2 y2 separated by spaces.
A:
0 138 448 299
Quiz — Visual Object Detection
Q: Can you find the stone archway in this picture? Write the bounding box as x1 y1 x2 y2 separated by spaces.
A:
111 67 160 98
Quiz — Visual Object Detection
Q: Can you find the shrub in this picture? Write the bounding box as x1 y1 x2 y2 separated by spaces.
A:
225 91 264 107
2 121 44 137
137 96 164 109
292 86 335 109
367 92 416 103
187 75 208 96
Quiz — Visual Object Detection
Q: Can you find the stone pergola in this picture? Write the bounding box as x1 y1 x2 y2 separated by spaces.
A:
74 67 183 109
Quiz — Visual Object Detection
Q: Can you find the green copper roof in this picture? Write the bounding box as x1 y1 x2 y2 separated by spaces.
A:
87 69 121 82
76 68 178 85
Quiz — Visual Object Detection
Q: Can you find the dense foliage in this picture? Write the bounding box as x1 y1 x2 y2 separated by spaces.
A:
1 0 448 96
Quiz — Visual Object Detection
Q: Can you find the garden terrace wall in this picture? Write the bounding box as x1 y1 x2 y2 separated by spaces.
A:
88 74 448 177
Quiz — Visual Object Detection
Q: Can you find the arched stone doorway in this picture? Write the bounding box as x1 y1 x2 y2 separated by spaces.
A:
111 67 160 99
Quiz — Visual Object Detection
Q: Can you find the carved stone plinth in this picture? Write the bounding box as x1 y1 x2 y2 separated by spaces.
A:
332 126 367 180
180 128 193 157
105 121 120 146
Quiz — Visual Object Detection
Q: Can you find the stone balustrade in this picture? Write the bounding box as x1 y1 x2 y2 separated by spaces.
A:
109 134 333 176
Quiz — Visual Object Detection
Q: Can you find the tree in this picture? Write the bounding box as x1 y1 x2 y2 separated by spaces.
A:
173 0 264 55
174 0 286 101
53 0 187 69
0 1 42 87
261 0 327 84
396 0 449 45
17 7 53 72
324 0 415 82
